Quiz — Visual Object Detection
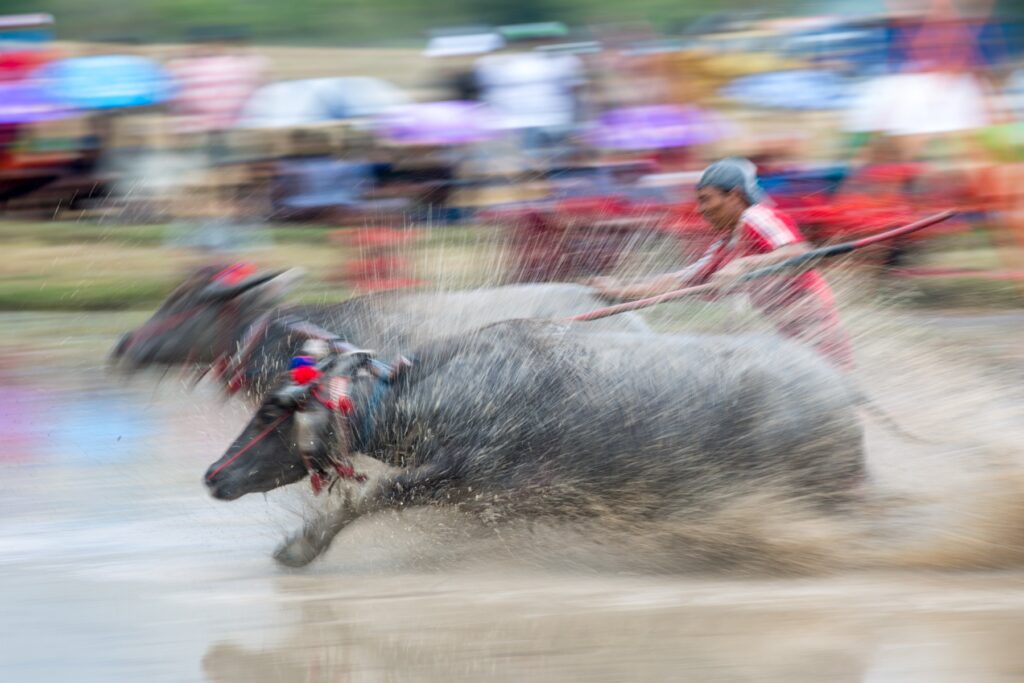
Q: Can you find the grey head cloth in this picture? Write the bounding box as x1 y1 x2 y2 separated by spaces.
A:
696 157 767 203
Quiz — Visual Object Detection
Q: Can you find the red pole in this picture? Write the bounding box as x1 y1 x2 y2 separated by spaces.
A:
846 210 957 250
567 210 956 323
568 282 719 322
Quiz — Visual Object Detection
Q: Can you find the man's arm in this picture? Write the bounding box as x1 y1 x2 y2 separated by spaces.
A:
588 272 688 301
589 240 722 301
708 242 809 284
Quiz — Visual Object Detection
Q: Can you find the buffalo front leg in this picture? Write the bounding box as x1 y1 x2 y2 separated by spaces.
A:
273 462 462 568
273 487 364 568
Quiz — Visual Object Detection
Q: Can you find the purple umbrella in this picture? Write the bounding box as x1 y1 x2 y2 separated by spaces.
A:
0 80 74 124
375 100 498 145
587 105 728 150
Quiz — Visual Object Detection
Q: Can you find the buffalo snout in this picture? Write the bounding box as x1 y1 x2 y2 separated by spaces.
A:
204 464 245 501
111 332 131 357
109 332 135 365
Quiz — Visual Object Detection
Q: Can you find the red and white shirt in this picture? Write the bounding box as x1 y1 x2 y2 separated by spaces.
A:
674 202 854 369
679 202 832 311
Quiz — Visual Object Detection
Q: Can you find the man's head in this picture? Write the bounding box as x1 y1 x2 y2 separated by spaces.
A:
695 157 765 231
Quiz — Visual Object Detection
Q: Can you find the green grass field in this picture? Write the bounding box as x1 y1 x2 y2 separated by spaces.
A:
0 220 1020 311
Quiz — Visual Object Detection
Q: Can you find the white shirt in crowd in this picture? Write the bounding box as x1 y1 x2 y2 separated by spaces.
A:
844 71 989 137
474 51 583 130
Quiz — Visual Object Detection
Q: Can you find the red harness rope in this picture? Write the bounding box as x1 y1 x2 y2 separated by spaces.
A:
206 412 290 482
207 401 366 492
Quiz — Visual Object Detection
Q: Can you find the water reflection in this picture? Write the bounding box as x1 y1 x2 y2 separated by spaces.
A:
200 576 1024 683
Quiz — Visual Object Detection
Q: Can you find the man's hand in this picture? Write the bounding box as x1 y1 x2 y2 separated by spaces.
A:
709 244 809 288
586 273 687 301
585 276 616 291
585 276 625 301
708 259 750 287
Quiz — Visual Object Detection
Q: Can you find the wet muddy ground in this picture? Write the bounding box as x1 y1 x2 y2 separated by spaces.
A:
2 310 1024 682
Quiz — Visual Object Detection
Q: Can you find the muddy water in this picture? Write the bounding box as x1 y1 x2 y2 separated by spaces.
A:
2 311 1024 682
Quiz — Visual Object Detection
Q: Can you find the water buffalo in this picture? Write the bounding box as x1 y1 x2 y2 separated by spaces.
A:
204 319 867 568
110 263 650 399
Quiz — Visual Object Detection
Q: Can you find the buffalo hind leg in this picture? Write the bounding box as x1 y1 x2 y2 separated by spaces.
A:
274 462 462 568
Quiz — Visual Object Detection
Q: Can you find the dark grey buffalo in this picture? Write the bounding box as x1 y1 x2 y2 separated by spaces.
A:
204 319 867 568
110 264 650 399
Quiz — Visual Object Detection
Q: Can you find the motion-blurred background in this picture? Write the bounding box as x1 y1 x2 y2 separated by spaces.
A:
0 1 1022 308
4 4 1024 682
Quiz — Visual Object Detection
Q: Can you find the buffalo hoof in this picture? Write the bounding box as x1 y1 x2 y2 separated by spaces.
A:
273 536 319 568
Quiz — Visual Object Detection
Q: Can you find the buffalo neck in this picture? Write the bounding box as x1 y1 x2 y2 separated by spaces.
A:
346 372 391 455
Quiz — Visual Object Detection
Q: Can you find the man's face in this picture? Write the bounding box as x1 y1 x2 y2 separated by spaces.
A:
696 186 745 231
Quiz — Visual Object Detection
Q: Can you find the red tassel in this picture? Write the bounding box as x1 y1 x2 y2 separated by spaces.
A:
215 262 257 285
291 365 320 385
335 395 354 415
310 472 325 495
226 374 245 394
334 462 366 482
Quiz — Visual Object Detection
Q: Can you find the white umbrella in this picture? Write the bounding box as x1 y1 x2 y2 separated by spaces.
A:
844 71 989 137
236 77 410 129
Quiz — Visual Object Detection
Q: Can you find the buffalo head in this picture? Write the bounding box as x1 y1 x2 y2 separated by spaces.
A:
111 263 302 371
204 345 374 500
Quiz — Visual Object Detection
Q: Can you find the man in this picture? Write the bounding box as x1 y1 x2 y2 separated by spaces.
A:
591 158 855 370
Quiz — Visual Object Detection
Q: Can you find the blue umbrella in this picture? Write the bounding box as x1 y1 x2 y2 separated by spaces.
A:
721 70 852 111
36 55 173 110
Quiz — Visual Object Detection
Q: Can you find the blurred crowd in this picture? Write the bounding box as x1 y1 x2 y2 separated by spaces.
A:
2 8 1024 280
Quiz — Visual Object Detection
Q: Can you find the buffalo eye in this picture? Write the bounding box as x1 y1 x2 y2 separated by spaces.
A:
259 405 285 421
